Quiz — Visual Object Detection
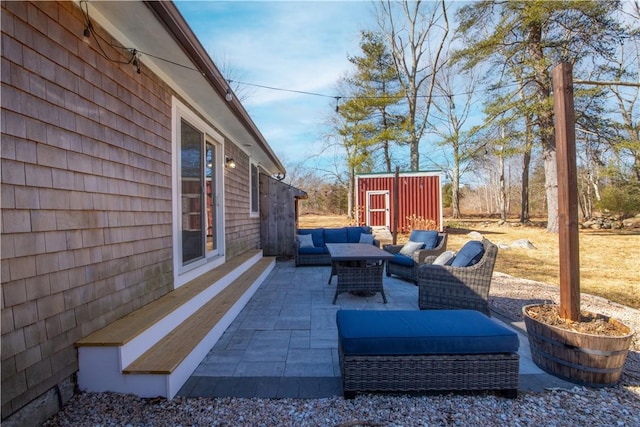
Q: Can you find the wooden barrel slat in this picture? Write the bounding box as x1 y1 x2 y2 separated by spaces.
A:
523 304 633 387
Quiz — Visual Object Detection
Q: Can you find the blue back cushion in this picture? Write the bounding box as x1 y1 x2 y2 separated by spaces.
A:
409 230 439 249
337 310 519 355
298 246 327 255
451 240 485 267
346 226 371 243
324 227 348 243
297 228 324 247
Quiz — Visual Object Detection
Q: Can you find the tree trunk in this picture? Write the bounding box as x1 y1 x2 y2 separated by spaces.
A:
543 146 559 232
384 142 391 173
347 168 354 219
452 163 461 218
527 20 558 233
520 115 532 223
410 134 419 171
591 175 601 202
499 129 507 223
500 170 507 222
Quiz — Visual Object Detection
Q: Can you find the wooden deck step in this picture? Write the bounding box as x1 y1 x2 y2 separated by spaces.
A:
76 249 261 347
123 257 275 374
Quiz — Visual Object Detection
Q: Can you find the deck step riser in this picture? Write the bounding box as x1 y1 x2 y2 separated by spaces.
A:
77 346 168 397
120 253 262 367
77 254 273 398
165 261 274 398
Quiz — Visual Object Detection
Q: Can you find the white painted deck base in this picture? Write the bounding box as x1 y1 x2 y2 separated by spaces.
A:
77 253 274 398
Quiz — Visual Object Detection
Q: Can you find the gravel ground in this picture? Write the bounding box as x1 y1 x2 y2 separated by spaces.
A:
44 274 640 427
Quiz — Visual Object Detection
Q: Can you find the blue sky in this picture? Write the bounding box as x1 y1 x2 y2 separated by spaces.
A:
176 1 377 171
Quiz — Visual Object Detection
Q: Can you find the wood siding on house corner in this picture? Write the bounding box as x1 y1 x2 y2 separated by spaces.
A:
1 1 173 418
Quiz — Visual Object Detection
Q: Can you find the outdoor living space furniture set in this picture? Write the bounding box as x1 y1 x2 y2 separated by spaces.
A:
296 227 513 397
296 226 499 315
295 226 379 266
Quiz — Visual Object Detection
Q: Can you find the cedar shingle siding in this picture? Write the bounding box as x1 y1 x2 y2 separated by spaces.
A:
1 1 174 418
1 2 260 422
224 143 261 257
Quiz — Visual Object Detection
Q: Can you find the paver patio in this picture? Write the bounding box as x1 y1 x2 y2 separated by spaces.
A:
178 260 573 398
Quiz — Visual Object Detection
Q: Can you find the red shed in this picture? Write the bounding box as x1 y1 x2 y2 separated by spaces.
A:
355 171 443 233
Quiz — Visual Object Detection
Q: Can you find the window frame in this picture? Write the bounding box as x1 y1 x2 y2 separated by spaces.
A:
249 161 259 217
172 97 226 287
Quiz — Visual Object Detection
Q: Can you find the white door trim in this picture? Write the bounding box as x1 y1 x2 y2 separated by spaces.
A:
365 190 390 227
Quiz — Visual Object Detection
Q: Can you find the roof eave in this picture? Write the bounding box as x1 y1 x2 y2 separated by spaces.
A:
144 1 286 176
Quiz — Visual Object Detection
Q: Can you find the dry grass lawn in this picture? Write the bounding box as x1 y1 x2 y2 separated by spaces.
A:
298 214 640 310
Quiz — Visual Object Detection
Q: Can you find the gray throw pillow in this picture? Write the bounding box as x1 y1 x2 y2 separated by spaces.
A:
297 234 314 248
359 233 374 244
399 240 424 256
432 250 456 266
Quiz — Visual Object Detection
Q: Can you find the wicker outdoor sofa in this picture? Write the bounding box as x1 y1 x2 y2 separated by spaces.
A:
294 226 379 266
336 309 519 398
417 238 498 316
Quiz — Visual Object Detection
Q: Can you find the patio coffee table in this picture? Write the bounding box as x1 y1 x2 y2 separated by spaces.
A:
326 243 395 304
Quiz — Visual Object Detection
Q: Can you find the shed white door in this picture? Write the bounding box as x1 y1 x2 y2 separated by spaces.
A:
366 190 390 227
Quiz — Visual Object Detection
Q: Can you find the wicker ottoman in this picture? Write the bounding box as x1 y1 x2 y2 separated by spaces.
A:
336 310 519 399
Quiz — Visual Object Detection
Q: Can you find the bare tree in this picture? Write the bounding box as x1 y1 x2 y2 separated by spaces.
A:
214 53 254 103
375 0 449 171
607 39 640 182
429 59 480 218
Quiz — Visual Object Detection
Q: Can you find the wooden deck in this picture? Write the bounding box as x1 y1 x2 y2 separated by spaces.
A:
75 250 275 398
76 250 262 347
124 257 274 374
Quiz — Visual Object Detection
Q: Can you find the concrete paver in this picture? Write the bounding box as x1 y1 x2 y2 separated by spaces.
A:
179 260 574 398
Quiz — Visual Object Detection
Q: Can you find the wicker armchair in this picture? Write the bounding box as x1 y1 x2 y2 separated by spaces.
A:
417 239 498 316
384 231 447 284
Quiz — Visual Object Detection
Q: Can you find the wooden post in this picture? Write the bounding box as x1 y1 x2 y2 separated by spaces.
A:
392 166 399 245
552 62 581 321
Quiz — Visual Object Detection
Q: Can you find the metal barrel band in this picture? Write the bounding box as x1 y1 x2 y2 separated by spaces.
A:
529 345 623 374
528 329 630 356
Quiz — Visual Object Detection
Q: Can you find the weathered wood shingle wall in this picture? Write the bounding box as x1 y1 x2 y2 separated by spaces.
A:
223 143 261 257
260 175 306 257
1 2 264 423
1 1 174 420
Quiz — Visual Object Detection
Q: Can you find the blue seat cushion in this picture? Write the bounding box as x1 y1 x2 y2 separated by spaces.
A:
298 228 324 247
324 227 348 244
450 240 485 267
298 246 327 255
409 230 439 249
347 226 371 243
389 253 414 267
337 310 519 355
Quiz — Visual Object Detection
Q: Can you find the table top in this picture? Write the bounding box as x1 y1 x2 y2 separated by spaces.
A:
325 243 395 262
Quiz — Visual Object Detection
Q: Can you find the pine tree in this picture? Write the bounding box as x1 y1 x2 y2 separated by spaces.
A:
455 0 626 232
342 31 407 173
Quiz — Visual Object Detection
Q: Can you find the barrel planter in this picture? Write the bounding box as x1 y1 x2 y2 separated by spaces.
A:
522 304 634 387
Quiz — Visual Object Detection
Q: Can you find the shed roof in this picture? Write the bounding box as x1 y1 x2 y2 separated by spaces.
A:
356 170 443 178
